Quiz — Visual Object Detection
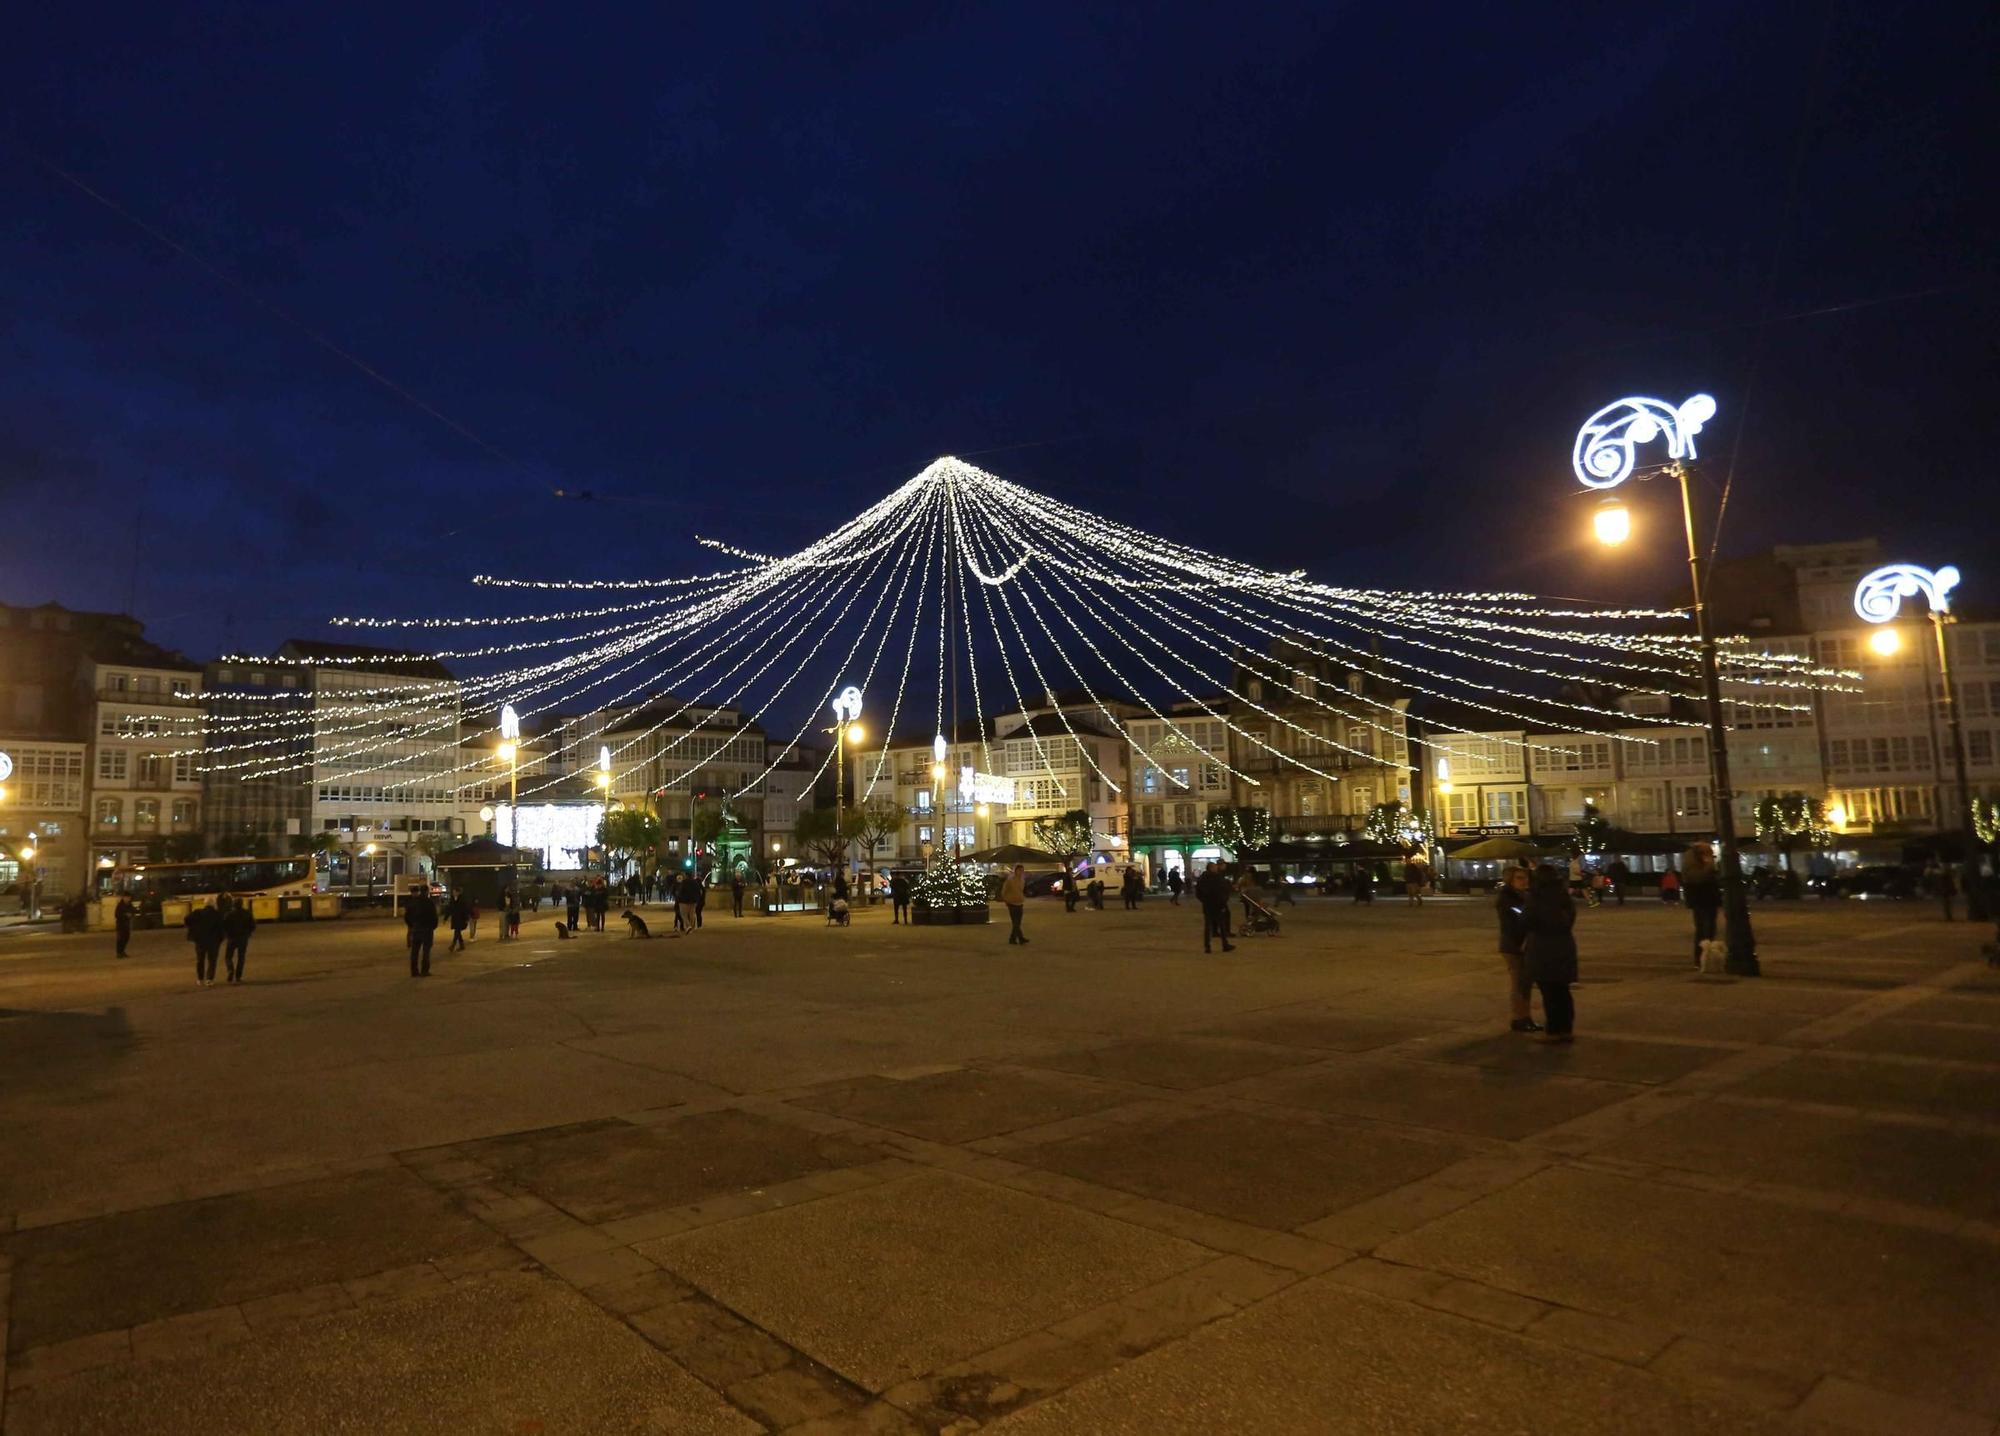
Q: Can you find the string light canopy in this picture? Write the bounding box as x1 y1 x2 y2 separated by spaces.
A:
175 458 1859 800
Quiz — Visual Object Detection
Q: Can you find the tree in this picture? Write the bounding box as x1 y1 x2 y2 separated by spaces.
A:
1975 797 2000 848
856 796 903 862
1362 801 1432 849
793 806 869 871
600 808 662 869
1032 808 1097 874
1202 806 1272 857
1754 793 1829 868
1572 805 1612 857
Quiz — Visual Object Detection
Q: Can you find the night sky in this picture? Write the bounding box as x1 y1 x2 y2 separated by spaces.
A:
6 2 1995 666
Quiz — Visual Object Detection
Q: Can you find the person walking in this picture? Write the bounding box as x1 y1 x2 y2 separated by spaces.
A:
221 898 256 983
889 872 911 924
1659 866 1681 904
467 898 481 941
1403 858 1425 906
1001 863 1029 945
1522 865 1577 1043
732 872 747 918
447 890 471 950
675 871 701 933
565 885 582 934
1937 862 1958 922
185 899 224 986
1682 843 1721 967
404 884 438 977
1606 857 1631 907
114 894 136 959
1352 865 1374 904
503 887 522 940
694 873 708 929
1196 861 1235 953
1121 866 1143 910
1494 866 1540 1034
1167 867 1184 907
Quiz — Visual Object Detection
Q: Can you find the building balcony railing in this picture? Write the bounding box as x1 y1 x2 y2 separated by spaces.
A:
100 687 202 705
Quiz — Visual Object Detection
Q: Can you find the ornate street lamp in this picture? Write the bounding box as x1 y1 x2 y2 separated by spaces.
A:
1853 563 1980 916
1574 393 1758 975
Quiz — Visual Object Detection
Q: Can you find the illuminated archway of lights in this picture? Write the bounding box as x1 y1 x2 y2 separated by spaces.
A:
174 457 1859 803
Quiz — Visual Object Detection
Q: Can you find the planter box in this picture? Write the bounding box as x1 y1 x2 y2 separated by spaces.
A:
910 902 992 926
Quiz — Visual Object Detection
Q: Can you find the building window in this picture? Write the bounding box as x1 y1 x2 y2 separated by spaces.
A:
915 789 931 812
1969 730 1993 765
137 752 163 785
104 672 130 692
95 798 122 828
134 799 160 831
97 749 128 781
1140 766 1160 796
174 753 196 782
171 799 195 828
1486 791 1520 824
1198 762 1223 789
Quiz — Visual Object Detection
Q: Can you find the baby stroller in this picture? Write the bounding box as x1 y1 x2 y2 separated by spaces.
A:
827 897 851 927
1240 890 1281 936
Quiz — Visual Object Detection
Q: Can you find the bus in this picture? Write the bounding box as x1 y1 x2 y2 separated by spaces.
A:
96 856 337 926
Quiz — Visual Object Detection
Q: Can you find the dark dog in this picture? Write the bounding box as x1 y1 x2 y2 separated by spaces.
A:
621 909 652 938
553 922 574 939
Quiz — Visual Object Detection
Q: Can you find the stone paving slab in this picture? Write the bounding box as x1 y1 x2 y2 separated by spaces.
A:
1726 1050 1999 1123
1824 1018 2000 1064
1248 1055 1637 1141
1017 1107 1472 1229
4 1270 757 1436
787 1066 1126 1143
988 1277 1784 1434
3 1167 502 1354
1595 1097 2000 1220
641 1170 1206 1393
1189 1009 1440 1052
1378 1164 2000 1417
452 1107 878 1224
1020 1036 1322 1090
1411 1030 1735 1085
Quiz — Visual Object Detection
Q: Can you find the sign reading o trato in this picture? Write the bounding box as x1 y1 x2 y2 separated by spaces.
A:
0 750 13 785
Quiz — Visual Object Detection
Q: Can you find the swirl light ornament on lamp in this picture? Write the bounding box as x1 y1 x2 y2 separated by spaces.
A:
1572 394 1718 490
1852 563 1960 624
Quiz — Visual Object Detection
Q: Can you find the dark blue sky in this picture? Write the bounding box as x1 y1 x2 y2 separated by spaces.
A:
5 2 1994 662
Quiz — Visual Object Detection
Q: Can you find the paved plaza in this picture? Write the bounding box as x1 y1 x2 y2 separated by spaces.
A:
0 894 1995 1433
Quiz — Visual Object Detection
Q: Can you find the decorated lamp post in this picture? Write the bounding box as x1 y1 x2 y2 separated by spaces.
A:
498 703 521 894
1854 563 1980 916
829 686 864 881
1575 393 1758 975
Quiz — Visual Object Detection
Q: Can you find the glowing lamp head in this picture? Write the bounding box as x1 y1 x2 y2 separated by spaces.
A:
1827 804 1847 829
847 723 865 745
499 703 520 741
361 843 376 856
931 762 946 780
1592 497 1631 546
497 740 517 764
975 803 990 818
1868 627 1902 657
479 805 495 822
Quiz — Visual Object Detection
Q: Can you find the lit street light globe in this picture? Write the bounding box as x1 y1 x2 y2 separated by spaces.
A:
1868 627 1902 657
1592 497 1631 545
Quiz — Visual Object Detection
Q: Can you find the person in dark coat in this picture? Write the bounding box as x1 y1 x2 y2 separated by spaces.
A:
1494 866 1539 1033
565 885 582 934
675 871 701 932
1522 865 1577 1043
1121 866 1143 910
184 900 225 986
1352 865 1374 904
1605 858 1631 907
404 885 439 976
222 900 256 983
1195 862 1235 953
731 872 747 918
447 891 471 950
889 873 911 923
1166 867 1184 906
114 895 136 959
1681 843 1721 966
693 873 708 928
502 888 521 940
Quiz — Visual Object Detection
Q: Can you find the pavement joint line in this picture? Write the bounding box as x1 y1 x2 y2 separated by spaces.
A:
1707 1089 2000 1138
